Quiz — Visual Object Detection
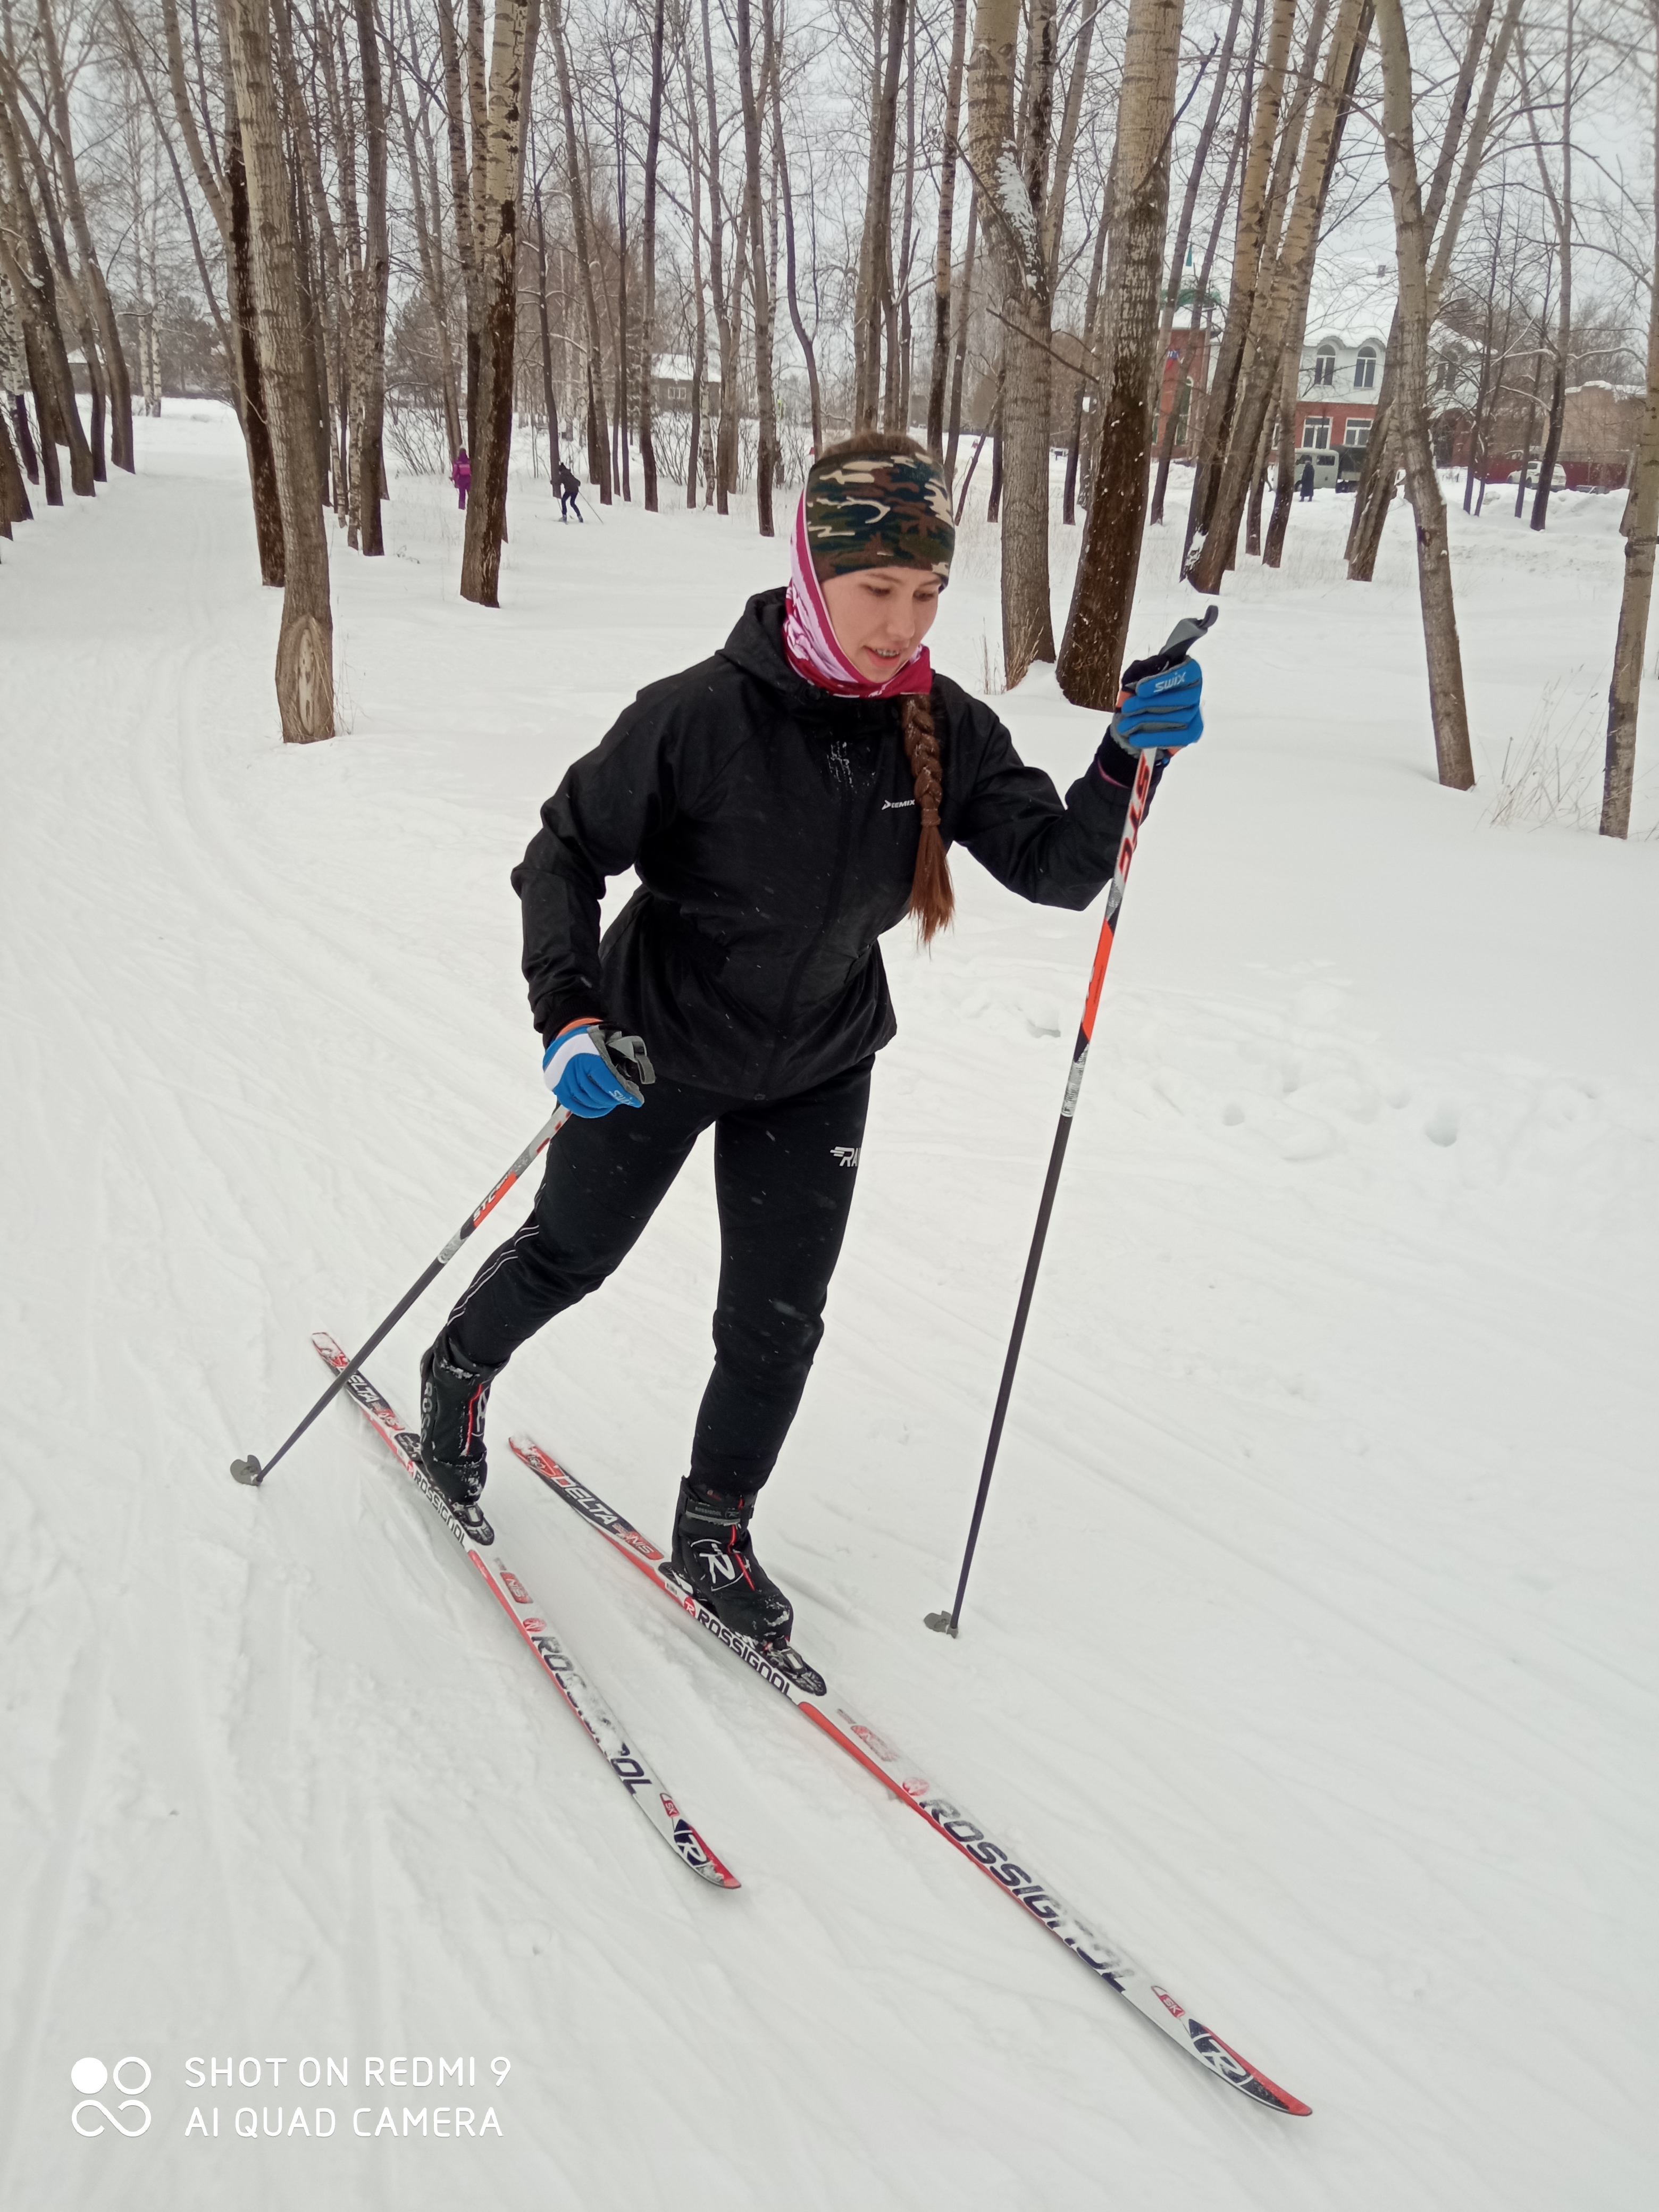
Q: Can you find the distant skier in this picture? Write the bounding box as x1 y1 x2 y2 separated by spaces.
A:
453 447 471 510
416 433 1206 1647
557 460 584 522
1298 458 1315 501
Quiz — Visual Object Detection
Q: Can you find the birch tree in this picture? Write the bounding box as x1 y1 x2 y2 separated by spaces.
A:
1058 0 1182 705
1374 0 1473 790
37 0 136 471
460 0 539 602
1187 0 1369 594
1345 0 1521 580
1600 1 1659 839
223 0 336 739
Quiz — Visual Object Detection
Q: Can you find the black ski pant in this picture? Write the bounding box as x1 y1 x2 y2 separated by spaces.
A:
446 1059 872 1496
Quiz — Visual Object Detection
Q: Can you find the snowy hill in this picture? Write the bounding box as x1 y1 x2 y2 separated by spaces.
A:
2 407 1654 2209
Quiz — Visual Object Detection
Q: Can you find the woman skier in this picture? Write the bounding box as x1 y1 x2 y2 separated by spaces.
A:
416 433 1205 1650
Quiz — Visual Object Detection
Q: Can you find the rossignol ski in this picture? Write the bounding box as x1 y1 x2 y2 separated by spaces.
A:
509 1431 1309 2117
312 1334 738 1891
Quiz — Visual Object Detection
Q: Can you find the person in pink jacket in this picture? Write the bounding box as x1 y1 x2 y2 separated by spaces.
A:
452 447 471 510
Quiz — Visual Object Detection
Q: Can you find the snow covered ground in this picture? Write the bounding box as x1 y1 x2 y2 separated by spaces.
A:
2 406 1655 2210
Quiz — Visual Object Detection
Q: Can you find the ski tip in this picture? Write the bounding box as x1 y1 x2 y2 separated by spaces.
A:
1187 2020 1311 2116
230 1454 264 1487
668 1808 742 1890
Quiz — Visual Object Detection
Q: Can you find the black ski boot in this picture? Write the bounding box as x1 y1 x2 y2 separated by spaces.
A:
671 1480 795 1649
416 1330 502 1544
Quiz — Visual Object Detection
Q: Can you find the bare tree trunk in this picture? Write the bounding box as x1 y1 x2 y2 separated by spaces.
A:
1261 6 1365 567
683 22 708 502
1262 339 1299 564
1152 19 1251 526
1188 0 1367 594
227 122 287 579
944 189 976 480
37 0 135 472
434 0 479 451
613 93 631 502
531 155 558 474
1057 0 1184 705
925 0 967 455
288 115 330 504
639 0 666 510
1601 10 1659 837
773 37 822 451
11 382 41 484
460 0 539 602
465 0 489 432
856 0 906 428
223 0 334 739
7 91 110 483
968 0 1062 681
1526 6 1572 532
891 0 917 432
168 0 287 575
1182 0 1293 568
20 322 64 502
1063 203 1109 525
0 96 95 497
698 0 729 510
1244 394 1273 555
1375 0 1472 789
1346 0 1518 578
0 388 28 526
354 0 390 555
1145 0 1242 526
736 0 776 533
391 0 460 460
315 5 361 532
716 137 750 508
551 0 610 500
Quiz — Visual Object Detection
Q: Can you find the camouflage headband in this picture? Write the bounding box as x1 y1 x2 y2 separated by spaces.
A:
802 448 955 583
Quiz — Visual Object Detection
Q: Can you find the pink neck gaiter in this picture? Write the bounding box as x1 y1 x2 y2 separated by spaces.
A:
782 493 933 700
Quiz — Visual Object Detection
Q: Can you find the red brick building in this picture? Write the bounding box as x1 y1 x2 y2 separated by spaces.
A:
1291 331 1387 478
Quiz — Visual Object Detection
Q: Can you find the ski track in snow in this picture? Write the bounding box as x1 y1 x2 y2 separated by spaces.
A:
2 407 1655 2209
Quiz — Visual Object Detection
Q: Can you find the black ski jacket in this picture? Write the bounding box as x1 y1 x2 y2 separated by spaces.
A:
514 589 1141 1099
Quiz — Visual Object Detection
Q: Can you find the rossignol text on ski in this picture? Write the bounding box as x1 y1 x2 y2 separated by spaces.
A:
312 1334 738 1891
509 1430 1309 2117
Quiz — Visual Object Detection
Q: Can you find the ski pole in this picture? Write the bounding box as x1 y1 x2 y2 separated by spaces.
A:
230 1112 567 1487
925 608 1217 1639
230 1033 654 1488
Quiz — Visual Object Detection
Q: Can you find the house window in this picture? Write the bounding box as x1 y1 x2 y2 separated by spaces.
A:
1313 346 1336 387
1353 347 1377 390
1302 417 1331 450
1344 420 1370 447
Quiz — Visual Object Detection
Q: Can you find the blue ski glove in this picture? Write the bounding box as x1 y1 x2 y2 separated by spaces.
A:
1110 655 1204 753
542 1023 646 1118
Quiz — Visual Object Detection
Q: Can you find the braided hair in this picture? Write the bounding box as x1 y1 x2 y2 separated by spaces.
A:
900 689 954 944
809 430 957 945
